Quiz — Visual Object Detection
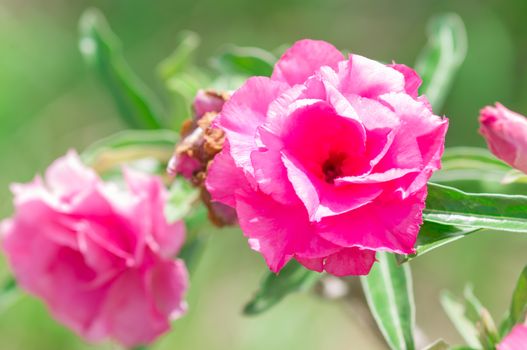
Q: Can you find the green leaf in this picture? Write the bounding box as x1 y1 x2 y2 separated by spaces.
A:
157 31 209 129
441 147 510 170
81 129 177 175
502 265 527 336
158 31 201 81
432 147 511 185
360 252 415 350
415 13 467 110
79 9 165 129
165 179 200 224
400 221 481 262
211 45 276 77
502 169 527 185
0 277 20 313
244 260 320 316
440 291 481 348
422 340 449 350
424 183 527 233
464 286 499 348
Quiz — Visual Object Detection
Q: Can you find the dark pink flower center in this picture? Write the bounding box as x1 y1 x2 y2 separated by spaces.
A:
322 152 347 184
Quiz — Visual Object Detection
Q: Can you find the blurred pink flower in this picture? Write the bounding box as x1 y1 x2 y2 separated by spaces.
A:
479 103 527 174
498 324 527 350
206 39 448 276
1 151 188 347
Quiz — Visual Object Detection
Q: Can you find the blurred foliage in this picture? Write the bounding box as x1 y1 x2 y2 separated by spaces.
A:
1 0 527 349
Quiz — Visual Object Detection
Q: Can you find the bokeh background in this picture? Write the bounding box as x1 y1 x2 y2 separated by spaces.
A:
1 0 527 349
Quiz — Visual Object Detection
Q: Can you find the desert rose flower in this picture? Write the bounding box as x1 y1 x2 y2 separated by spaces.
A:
1 151 188 347
206 39 448 276
479 103 527 174
497 324 527 350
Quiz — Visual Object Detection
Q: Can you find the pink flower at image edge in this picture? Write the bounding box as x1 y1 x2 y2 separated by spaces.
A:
0 151 188 347
498 324 527 350
479 103 527 174
206 39 448 276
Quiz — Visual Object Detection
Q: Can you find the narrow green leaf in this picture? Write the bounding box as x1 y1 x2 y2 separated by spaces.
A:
502 265 527 336
158 31 201 81
360 252 415 350
422 340 449 350
157 31 209 129
244 260 320 316
81 129 177 172
502 169 527 185
441 147 510 170
211 45 276 77
400 222 481 262
463 285 485 323
464 286 499 348
79 9 165 129
0 277 20 313
415 13 467 110
440 291 481 348
424 183 527 232
433 147 511 185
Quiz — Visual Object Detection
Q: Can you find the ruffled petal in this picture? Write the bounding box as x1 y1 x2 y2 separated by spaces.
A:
218 77 288 174
272 39 344 86
317 188 427 254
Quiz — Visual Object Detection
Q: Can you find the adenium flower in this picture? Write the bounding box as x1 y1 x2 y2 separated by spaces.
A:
168 89 237 226
479 103 527 174
1 151 188 347
206 39 448 276
497 324 527 350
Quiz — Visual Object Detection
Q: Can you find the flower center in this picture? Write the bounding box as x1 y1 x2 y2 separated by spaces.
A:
322 152 347 184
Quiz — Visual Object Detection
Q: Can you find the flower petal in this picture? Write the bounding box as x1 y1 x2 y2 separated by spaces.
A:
272 39 344 86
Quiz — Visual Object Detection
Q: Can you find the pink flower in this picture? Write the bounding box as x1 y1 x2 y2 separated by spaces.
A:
498 324 527 350
479 103 527 174
1 151 188 347
206 39 448 276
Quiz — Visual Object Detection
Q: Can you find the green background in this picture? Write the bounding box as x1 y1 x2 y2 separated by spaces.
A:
1 0 526 348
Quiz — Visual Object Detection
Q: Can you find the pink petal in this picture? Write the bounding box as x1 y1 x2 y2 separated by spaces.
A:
218 77 288 174
148 259 188 320
99 270 170 347
45 150 99 202
251 147 297 205
234 189 339 273
324 248 376 276
282 152 383 221
124 169 185 258
479 103 527 174
272 39 344 86
337 55 406 98
498 324 527 350
297 247 376 276
389 63 422 98
206 142 253 207
317 188 427 254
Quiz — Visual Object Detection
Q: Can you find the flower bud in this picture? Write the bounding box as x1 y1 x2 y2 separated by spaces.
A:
168 90 237 227
193 90 229 120
479 103 527 174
